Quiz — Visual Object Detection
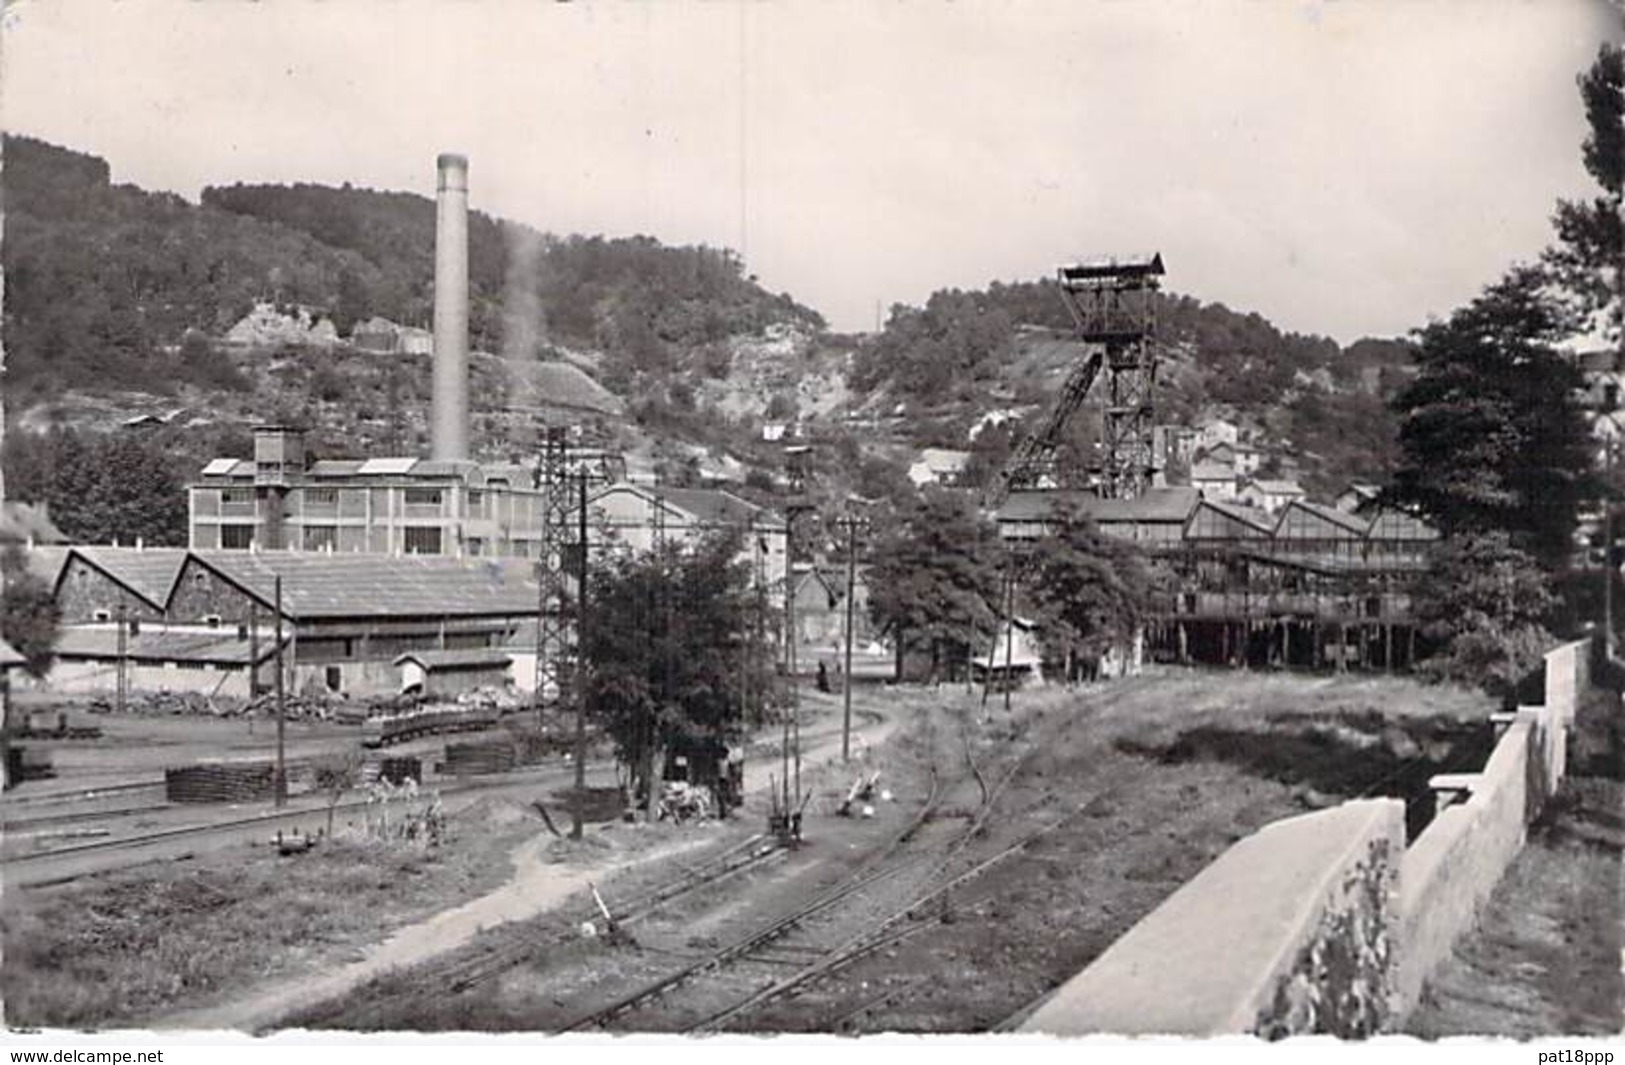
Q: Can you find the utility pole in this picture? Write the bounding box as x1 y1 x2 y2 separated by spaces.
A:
274 575 287 808
837 509 869 763
115 600 128 716
248 601 259 698
572 470 588 841
1600 408 1621 658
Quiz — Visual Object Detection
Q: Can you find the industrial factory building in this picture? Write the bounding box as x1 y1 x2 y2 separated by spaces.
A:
34 545 540 698
188 425 553 559
996 491 1439 671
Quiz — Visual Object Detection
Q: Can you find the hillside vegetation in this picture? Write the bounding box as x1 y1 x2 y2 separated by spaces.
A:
4 134 1410 521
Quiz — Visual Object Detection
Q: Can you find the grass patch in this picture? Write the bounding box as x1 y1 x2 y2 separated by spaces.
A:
2 811 541 1029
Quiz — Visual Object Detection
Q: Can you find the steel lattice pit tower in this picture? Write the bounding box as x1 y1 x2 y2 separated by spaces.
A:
1057 253 1164 499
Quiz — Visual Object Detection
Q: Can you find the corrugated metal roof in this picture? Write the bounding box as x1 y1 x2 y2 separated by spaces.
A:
1188 499 1275 536
0 637 26 668
1275 500 1369 536
358 457 419 475
200 458 244 476
1246 480 1306 496
1366 509 1440 541
190 551 538 620
393 648 514 670
54 626 285 665
307 460 365 477
66 547 190 609
999 487 1199 525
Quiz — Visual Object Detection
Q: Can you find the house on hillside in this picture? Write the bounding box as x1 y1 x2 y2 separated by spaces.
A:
1196 419 1240 451
225 302 338 349
1237 478 1306 514
350 317 432 356
0 502 66 546
586 482 788 586
906 448 972 488
1190 462 1239 501
1204 442 1263 477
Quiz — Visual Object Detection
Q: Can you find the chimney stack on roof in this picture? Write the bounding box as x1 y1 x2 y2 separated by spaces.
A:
432 152 471 462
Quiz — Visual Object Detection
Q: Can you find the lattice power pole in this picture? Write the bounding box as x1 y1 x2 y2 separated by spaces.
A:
1058 253 1165 500
534 426 574 722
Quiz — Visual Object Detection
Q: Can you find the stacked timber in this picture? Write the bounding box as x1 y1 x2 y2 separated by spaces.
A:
442 738 518 776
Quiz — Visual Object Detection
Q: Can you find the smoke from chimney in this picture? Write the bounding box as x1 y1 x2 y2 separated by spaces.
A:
432 152 470 461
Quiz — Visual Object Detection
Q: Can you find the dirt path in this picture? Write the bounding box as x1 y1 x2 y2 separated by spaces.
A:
160 697 901 1033
162 831 711 1033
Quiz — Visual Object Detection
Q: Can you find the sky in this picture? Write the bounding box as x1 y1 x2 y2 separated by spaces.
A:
2 0 1619 342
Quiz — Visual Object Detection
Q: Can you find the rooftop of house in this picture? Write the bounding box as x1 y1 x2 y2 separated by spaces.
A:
1244 479 1307 497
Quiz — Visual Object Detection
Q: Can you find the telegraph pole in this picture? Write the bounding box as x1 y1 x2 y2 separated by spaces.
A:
836 509 868 763
115 600 128 716
274 575 287 808
572 470 588 840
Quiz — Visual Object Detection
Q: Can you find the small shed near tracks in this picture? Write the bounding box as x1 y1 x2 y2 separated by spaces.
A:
394 648 513 696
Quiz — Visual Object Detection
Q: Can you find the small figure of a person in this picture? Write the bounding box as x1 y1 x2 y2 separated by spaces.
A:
816 659 831 693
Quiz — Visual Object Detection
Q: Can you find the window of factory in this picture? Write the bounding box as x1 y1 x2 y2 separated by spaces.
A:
404 487 444 506
220 524 255 550
467 537 484 557
325 666 342 692
468 490 484 507
303 525 338 552
304 487 339 506
404 526 444 555
93 609 111 623
220 487 255 505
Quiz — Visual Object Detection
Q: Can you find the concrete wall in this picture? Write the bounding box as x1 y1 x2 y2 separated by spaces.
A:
1020 637 1589 1036
1390 637 1585 1015
1022 799 1405 1037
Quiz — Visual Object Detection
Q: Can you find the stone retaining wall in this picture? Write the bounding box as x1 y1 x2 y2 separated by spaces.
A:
1019 639 1589 1036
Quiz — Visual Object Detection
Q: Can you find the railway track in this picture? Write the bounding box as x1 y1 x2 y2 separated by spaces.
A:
556 716 1042 1034
553 766 951 1033
0 765 593 886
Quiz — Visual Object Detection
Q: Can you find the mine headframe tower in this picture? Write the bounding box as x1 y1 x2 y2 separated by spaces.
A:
998 252 1165 501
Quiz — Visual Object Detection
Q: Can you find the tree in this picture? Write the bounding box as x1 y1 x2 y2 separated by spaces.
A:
1548 43 1623 348
1020 515 1153 681
1410 532 1556 703
0 545 60 680
312 748 367 838
1384 267 1598 570
582 531 753 805
865 488 1000 683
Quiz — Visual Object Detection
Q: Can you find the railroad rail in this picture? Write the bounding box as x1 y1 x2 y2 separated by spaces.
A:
554 765 950 1033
